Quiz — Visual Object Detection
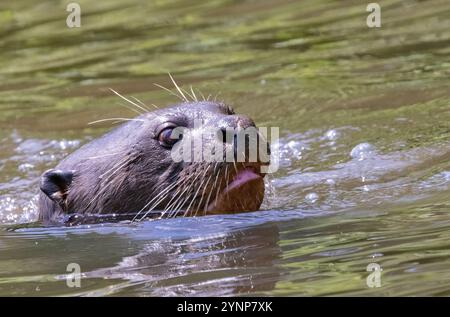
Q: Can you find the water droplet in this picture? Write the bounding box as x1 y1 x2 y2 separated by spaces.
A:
305 192 319 204
11 130 23 144
18 163 34 173
286 140 300 150
325 129 339 141
350 143 376 160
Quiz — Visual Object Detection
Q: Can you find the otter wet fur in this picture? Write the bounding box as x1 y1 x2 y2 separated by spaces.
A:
38 83 269 225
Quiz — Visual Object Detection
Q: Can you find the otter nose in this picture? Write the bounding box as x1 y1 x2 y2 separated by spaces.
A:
216 115 259 162
218 127 234 144
217 115 255 144
218 115 255 133
233 114 256 130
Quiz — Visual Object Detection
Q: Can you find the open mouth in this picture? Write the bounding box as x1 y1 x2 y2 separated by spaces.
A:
206 167 265 213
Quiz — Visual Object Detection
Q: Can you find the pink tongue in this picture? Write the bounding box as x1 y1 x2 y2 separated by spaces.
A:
206 168 264 213
222 168 261 194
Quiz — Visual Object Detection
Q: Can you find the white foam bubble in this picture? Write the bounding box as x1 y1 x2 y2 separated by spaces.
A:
325 129 339 141
305 192 319 204
18 163 34 173
350 143 376 161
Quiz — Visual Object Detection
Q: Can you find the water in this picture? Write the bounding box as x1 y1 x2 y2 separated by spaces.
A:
0 0 450 296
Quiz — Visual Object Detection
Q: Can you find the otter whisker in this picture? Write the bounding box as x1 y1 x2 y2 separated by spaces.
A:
118 102 146 116
167 167 210 218
130 96 147 107
136 170 198 221
135 186 178 221
190 85 198 102
214 91 221 102
165 171 202 217
134 181 179 221
192 167 214 217
164 167 208 219
237 151 249 213
130 96 156 110
168 193 191 219
196 88 206 101
224 164 230 201
163 190 187 218
147 177 196 220
88 118 144 125
207 164 225 215
157 173 199 219
197 173 214 216
213 172 224 209
98 158 131 180
238 190 246 211
164 186 192 219
109 88 151 114
153 83 186 102
232 161 239 175
180 87 196 102
182 165 211 217
84 156 133 210
168 73 190 102
203 162 221 216
84 172 121 212
87 151 126 160
206 94 212 101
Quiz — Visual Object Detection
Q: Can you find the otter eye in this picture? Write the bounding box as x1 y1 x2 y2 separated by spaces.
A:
158 127 179 148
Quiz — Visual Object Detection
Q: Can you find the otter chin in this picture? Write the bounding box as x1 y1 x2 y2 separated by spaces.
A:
205 167 264 214
37 100 270 224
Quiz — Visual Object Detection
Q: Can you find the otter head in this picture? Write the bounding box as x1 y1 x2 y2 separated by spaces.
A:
38 101 270 222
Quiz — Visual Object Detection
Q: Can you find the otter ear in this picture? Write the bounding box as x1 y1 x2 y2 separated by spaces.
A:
40 169 74 206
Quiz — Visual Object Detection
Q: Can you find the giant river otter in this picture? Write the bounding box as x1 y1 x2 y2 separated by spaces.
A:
38 91 270 225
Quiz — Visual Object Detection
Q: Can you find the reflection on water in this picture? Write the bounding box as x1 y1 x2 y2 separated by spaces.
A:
1 215 285 296
0 0 450 296
83 223 282 296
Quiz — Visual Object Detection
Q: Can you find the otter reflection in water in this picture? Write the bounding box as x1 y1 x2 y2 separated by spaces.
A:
82 223 282 296
38 81 272 225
